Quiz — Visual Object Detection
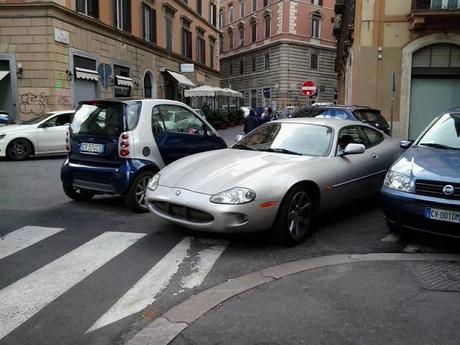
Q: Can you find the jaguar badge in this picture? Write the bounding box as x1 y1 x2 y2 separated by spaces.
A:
175 190 181 196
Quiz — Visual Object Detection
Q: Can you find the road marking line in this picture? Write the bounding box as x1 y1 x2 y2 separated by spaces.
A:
86 237 193 333
0 231 145 341
381 232 401 243
180 244 226 290
0 226 65 260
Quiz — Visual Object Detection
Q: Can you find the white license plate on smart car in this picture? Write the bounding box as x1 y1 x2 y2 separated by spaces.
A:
425 207 460 224
80 142 104 154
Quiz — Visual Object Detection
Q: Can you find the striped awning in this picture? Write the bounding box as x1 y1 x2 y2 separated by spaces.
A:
116 75 133 87
0 71 10 81
75 67 99 81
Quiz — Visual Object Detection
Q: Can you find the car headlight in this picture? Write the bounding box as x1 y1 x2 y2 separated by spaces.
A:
210 187 256 204
147 173 160 191
0 134 5 140
384 171 414 192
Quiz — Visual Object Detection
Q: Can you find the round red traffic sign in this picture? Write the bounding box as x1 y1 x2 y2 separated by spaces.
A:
302 81 316 96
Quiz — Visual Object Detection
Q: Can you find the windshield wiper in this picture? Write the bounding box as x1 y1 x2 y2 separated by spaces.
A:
259 148 303 156
419 143 460 150
232 143 257 151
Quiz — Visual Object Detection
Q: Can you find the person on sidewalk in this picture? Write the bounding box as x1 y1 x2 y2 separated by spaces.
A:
243 108 259 134
259 107 272 125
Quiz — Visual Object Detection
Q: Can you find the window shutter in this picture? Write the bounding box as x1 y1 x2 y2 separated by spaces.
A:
113 0 118 28
89 0 99 18
151 8 157 43
187 31 192 58
142 3 147 39
124 0 131 32
76 0 85 13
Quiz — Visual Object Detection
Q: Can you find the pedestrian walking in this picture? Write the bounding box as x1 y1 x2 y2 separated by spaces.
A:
243 108 259 134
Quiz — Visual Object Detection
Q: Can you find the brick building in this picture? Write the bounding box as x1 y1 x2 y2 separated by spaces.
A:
0 0 219 121
219 0 337 110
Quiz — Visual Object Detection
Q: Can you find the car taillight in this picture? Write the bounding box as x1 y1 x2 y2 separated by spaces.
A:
118 132 133 158
65 130 70 152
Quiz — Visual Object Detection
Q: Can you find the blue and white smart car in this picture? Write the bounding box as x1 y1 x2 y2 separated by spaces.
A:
61 99 227 212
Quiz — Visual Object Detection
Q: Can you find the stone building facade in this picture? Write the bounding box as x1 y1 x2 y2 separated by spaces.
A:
219 0 337 110
0 0 220 121
334 0 460 139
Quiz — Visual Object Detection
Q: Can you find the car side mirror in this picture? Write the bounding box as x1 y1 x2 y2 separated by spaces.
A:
235 134 244 142
400 140 413 149
342 143 365 155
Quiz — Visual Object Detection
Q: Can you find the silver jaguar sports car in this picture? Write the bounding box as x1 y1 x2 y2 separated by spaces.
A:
145 118 401 245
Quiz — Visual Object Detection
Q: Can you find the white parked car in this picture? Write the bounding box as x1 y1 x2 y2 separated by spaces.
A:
0 110 74 160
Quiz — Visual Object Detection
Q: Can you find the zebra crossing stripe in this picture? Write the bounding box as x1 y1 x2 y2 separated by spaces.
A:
0 226 65 260
0 231 146 341
180 244 226 290
86 237 193 333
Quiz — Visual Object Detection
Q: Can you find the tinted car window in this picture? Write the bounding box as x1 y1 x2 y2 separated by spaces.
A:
72 103 125 137
337 126 367 150
293 108 326 118
353 110 384 123
362 126 383 147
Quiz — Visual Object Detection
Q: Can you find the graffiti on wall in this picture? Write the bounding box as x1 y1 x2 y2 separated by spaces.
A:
57 94 72 108
19 92 50 116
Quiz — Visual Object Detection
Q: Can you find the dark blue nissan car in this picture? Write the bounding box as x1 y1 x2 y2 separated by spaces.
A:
381 108 460 237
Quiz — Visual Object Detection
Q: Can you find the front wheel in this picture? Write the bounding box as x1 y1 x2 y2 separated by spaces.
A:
272 186 313 246
63 183 95 201
7 139 32 161
123 171 155 213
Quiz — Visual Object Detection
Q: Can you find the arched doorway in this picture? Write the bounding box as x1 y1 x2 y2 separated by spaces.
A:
144 72 153 98
408 43 460 139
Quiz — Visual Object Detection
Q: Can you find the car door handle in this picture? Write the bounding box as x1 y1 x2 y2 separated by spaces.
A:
371 153 378 159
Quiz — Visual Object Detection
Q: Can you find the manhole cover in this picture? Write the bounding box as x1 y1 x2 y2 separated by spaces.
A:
413 262 460 291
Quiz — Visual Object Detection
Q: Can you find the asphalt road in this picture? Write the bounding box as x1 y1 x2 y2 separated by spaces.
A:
0 153 458 345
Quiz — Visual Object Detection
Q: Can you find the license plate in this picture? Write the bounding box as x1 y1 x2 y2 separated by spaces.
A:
80 142 104 154
425 207 460 224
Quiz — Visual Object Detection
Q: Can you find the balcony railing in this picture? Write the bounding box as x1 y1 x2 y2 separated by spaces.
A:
412 0 460 10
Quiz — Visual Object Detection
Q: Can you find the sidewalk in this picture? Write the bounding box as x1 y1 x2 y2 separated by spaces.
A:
126 253 460 345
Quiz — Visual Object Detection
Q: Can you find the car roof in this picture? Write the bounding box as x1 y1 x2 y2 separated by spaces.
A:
274 117 368 129
308 105 380 112
81 98 190 107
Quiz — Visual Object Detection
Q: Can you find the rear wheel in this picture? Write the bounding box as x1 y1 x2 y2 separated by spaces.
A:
63 183 95 201
272 185 313 246
123 171 155 213
7 139 32 161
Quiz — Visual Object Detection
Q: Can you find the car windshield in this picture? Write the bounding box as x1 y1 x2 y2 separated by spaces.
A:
353 110 384 123
234 122 333 156
21 113 53 124
418 113 460 150
71 102 141 137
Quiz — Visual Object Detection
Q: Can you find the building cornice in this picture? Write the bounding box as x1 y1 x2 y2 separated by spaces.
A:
0 2 219 76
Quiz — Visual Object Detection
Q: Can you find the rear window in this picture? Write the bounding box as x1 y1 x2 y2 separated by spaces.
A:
71 102 141 136
293 108 326 118
353 110 384 123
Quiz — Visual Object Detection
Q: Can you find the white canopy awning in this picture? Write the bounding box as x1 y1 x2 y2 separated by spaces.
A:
116 75 133 87
0 71 10 81
184 85 243 98
75 67 99 81
167 70 195 88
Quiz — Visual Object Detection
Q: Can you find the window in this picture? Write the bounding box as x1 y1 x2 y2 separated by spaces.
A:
251 89 257 109
252 0 257 11
362 127 383 147
143 4 156 43
209 38 215 68
197 0 202 15
251 22 257 42
76 0 99 18
43 113 73 127
114 65 131 97
182 27 192 59
229 5 234 22
264 15 270 38
251 56 256 71
219 10 224 29
239 26 244 46
240 1 245 17
263 0 269 7
311 54 318 69
114 0 131 32
152 105 206 136
240 59 244 74
219 34 223 52
229 30 233 50
311 13 321 38
229 63 233 75
165 14 173 51
264 54 269 69
210 2 217 26
337 126 367 151
311 0 323 5
197 30 206 64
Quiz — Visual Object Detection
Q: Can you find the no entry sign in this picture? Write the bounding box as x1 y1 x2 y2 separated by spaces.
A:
302 81 316 97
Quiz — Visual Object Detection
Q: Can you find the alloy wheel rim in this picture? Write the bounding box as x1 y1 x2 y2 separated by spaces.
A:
135 176 151 207
10 141 27 159
287 191 311 240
